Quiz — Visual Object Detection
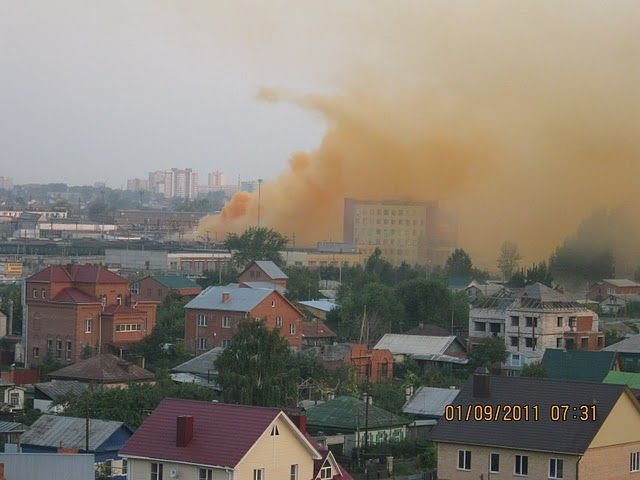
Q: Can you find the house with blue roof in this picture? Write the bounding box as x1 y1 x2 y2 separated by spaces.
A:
184 284 304 351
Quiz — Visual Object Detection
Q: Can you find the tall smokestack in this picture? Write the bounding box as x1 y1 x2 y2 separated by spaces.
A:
176 415 194 447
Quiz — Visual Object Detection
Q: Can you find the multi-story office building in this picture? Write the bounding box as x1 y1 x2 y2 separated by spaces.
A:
343 198 457 266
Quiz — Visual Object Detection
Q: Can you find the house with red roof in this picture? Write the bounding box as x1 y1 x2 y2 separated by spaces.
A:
25 264 158 365
120 398 352 480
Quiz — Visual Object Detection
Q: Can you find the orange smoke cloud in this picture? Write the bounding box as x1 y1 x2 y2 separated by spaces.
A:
200 1 640 271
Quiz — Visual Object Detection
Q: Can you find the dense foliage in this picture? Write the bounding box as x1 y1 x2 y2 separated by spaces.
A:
469 337 508 369
224 227 288 269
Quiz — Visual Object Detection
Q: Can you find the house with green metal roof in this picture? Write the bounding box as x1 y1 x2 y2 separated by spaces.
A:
305 396 409 454
603 371 640 390
133 275 202 303
540 348 618 382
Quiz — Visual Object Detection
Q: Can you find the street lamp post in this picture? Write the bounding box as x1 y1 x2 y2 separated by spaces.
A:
257 179 263 228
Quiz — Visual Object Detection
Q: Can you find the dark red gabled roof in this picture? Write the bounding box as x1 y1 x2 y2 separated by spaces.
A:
67 264 129 284
28 265 73 283
121 399 292 468
51 288 100 304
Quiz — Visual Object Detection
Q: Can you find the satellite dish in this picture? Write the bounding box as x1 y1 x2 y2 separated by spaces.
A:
169 469 179 478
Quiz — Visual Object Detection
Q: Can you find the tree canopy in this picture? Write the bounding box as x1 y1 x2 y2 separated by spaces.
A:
445 248 473 278
224 227 288 269
469 337 508 369
215 320 296 407
497 241 521 281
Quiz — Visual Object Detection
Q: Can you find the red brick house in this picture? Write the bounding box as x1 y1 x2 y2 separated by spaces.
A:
345 344 394 383
238 260 288 289
588 279 640 302
25 265 157 365
184 285 303 352
131 275 202 303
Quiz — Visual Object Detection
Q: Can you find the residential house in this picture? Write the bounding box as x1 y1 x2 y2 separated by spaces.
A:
0 453 94 480
301 319 338 347
402 386 460 440
131 275 202 303
33 380 89 413
238 260 288 289
305 396 409 454
540 348 618 382
465 280 506 302
120 398 352 480
25 264 158 365
431 370 640 480
0 380 25 413
48 354 155 389
469 283 603 372
169 347 223 390
374 334 468 373
599 294 640 316
588 278 640 302
21 415 132 478
0 422 26 452
345 344 393 383
316 343 354 371
604 371 640 396
604 335 640 372
184 285 304 351
297 300 339 321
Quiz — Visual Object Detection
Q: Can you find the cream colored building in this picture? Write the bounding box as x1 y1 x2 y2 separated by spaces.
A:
121 398 352 480
433 372 640 480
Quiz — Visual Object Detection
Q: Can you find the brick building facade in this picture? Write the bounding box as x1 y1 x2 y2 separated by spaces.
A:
25 265 157 365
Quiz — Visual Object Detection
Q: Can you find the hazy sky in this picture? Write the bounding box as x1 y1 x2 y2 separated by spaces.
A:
1 1 342 187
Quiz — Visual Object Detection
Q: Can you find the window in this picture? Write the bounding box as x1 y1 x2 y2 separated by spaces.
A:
253 469 264 480
47 338 53 351
271 300 276 307
580 337 589 349
85 319 92 333
198 337 208 350
549 458 563 479
270 425 280 436
490 453 500 473
556 337 563 348
597 336 604 348
222 316 231 328
275 316 283 328
320 466 332 479
511 316 519 327
515 455 528 475
33 288 38 298
65 341 72 360
198 314 208 327
510 336 519 347
199 469 213 480
122 460 128 475
32 347 40 358
289 323 296 335
474 321 486 332
525 317 537 328
115 324 142 332
56 340 63 359
631 452 640 472
41 288 46 299
557 317 563 327
9 392 19 407
569 317 577 329
458 450 471 470
525 337 536 349
116 294 123 305
222 339 231 348
151 462 163 480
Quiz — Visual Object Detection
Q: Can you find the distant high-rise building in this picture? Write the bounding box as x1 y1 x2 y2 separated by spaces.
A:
208 170 225 187
126 178 149 192
147 169 198 199
0 176 13 190
343 198 457 267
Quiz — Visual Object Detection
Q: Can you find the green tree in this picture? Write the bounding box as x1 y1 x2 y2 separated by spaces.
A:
224 227 288 269
215 320 296 406
445 248 473 278
509 262 554 287
284 266 320 301
469 337 507 369
520 362 547 377
0 284 22 334
634 266 640 283
497 241 521 281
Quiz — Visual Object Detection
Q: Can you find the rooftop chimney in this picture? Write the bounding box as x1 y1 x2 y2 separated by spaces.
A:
472 367 491 398
222 292 230 303
176 415 194 447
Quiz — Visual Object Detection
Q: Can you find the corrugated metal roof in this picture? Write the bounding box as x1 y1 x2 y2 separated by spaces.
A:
240 281 286 294
254 261 288 279
603 334 640 353
603 279 640 288
541 349 616 382
298 300 338 312
402 387 460 417
604 371 640 389
185 285 273 312
0 421 26 433
374 334 459 357
0 453 94 480
21 415 130 451
306 396 408 431
171 347 224 376
34 381 89 400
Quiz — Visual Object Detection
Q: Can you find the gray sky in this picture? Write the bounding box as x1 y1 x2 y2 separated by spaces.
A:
0 1 334 187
